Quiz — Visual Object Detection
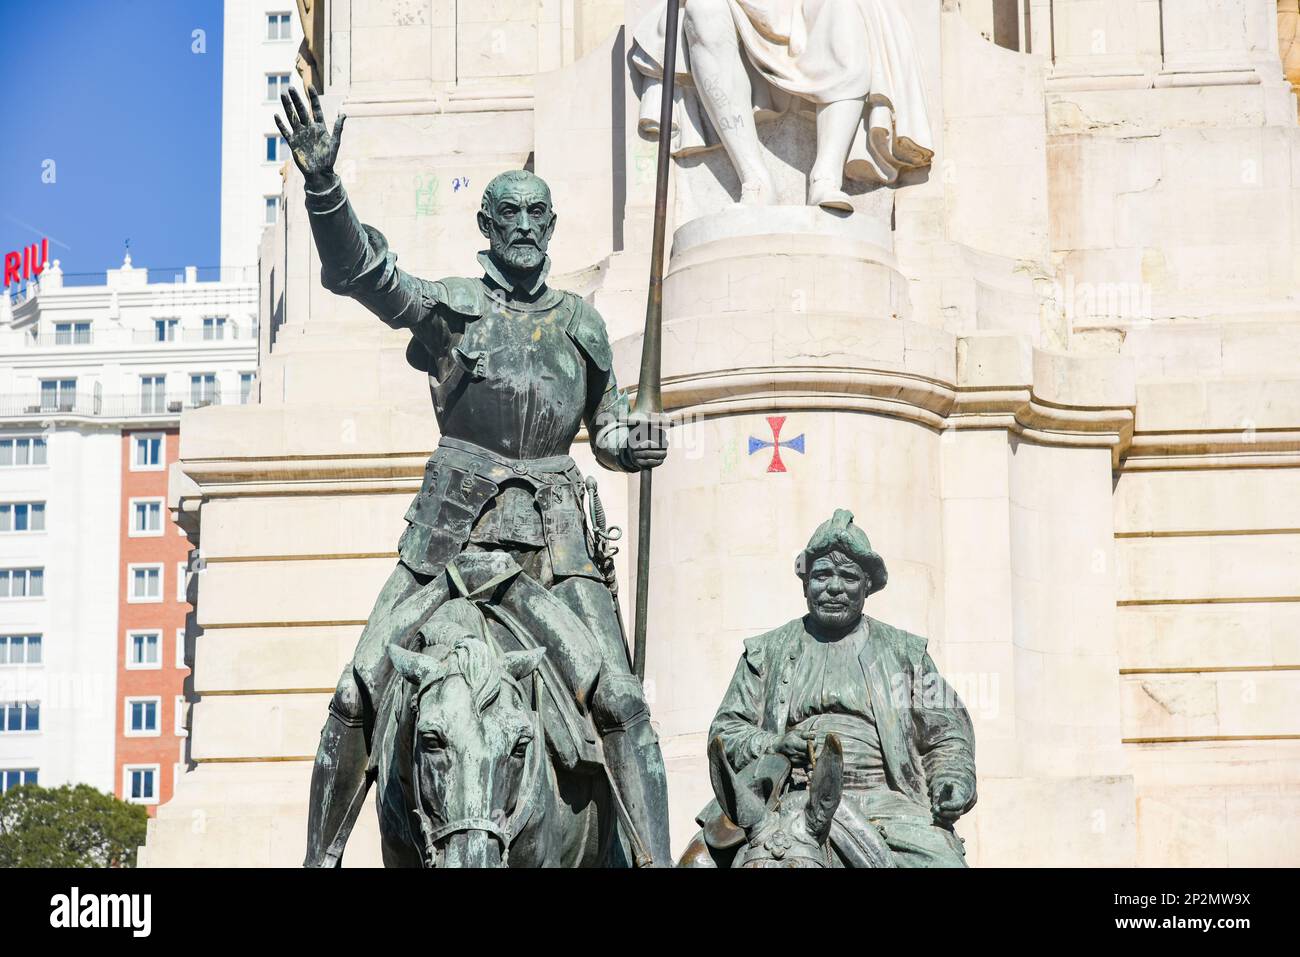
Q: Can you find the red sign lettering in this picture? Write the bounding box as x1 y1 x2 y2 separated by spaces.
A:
2 238 48 287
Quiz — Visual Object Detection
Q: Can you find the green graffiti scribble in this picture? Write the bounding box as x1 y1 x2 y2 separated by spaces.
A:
415 174 440 216
720 436 738 478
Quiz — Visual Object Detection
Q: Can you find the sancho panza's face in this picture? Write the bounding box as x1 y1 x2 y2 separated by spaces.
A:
477 172 557 273
803 551 868 634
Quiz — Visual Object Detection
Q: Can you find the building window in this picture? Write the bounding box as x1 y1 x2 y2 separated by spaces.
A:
130 498 164 537
0 568 43 599
125 697 160 736
266 72 292 100
128 564 163 603
0 635 41 665
53 321 91 345
39 378 76 412
190 374 218 407
124 765 159 804
266 12 292 40
265 133 288 163
1 701 39 733
175 696 189 737
0 769 37 793
131 433 164 470
154 318 178 342
0 502 45 533
126 631 162 670
240 372 255 404
264 195 280 225
140 375 166 414
176 628 187 670
202 316 227 341
0 437 47 467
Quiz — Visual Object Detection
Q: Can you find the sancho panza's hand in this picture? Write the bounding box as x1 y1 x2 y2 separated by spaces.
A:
771 728 816 769
930 773 974 824
275 87 346 192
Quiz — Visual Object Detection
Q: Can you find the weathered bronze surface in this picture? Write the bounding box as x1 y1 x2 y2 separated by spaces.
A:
630 0 680 682
680 509 978 868
276 87 672 868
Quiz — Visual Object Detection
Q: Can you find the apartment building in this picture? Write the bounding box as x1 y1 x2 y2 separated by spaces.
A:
0 254 257 810
220 0 304 272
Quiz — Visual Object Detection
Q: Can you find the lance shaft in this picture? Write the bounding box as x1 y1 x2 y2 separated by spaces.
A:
631 0 681 681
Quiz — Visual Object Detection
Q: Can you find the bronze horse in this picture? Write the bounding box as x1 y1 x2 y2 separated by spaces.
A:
376 637 622 867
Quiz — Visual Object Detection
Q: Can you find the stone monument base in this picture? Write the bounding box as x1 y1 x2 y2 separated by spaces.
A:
672 199 895 259
614 223 1140 865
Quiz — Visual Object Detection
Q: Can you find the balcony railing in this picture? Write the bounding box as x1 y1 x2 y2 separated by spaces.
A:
4 265 260 305
10 324 259 349
0 391 251 419
132 325 259 346
26 331 94 347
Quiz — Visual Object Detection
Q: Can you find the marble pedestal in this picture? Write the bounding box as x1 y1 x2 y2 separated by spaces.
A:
616 212 1140 865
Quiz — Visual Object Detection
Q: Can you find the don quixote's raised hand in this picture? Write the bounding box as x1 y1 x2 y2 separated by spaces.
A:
275 87 346 192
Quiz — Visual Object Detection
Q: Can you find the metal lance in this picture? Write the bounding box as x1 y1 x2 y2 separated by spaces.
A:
631 0 681 682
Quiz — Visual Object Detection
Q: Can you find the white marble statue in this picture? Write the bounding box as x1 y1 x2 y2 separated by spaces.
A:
631 0 935 211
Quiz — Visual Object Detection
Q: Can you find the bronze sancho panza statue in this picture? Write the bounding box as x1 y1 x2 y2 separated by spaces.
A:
682 509 977 867
275 88 672 867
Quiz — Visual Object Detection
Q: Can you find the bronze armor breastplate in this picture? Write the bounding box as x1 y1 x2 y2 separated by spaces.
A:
433 297 587 461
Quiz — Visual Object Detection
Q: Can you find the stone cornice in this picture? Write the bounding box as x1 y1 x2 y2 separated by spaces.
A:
178 453 430 496
340 88 534 117
1121 429 1300 471
652 365 1134 466
170 325 1148 505
172 368 1135 508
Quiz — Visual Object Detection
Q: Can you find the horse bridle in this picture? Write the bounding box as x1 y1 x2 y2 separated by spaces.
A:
410 671 545 868
419 814 512 863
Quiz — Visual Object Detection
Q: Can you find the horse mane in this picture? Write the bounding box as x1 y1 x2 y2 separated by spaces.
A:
437 638 508 715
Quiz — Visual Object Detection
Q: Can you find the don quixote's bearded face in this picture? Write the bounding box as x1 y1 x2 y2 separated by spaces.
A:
477 172 557 274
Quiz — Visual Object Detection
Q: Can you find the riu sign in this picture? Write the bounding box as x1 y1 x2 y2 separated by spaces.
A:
3 238 49 287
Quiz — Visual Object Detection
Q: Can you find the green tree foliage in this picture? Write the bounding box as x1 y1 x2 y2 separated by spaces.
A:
0 783 148 867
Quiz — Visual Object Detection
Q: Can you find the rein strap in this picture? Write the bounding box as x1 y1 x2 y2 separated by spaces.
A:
423 816 510 849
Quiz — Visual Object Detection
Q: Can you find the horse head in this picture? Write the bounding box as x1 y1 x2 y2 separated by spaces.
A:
389 638 546 867
708 733 845 868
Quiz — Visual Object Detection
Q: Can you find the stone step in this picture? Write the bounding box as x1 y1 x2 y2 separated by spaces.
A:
140 762 384 867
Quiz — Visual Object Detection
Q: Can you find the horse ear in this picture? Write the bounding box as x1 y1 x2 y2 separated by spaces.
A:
806 733 844 845
389 644 436 685
708 736 766 830
502 647 547 682
751 753 792 807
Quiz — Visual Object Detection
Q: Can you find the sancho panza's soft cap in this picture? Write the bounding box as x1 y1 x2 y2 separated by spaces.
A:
797 508 888 597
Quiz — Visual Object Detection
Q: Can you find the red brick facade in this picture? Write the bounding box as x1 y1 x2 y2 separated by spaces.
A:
114 429 191 812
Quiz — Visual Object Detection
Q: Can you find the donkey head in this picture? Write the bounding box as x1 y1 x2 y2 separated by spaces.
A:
389 639 546 867
709 734 844 868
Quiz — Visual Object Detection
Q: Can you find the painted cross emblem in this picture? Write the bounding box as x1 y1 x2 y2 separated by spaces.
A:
748 416 805 473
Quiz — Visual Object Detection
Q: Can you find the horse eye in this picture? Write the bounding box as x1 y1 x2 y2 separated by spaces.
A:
421 730 447 751
511 734 532 758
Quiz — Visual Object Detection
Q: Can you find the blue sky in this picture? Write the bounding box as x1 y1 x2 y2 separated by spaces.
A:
0 0 224 283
